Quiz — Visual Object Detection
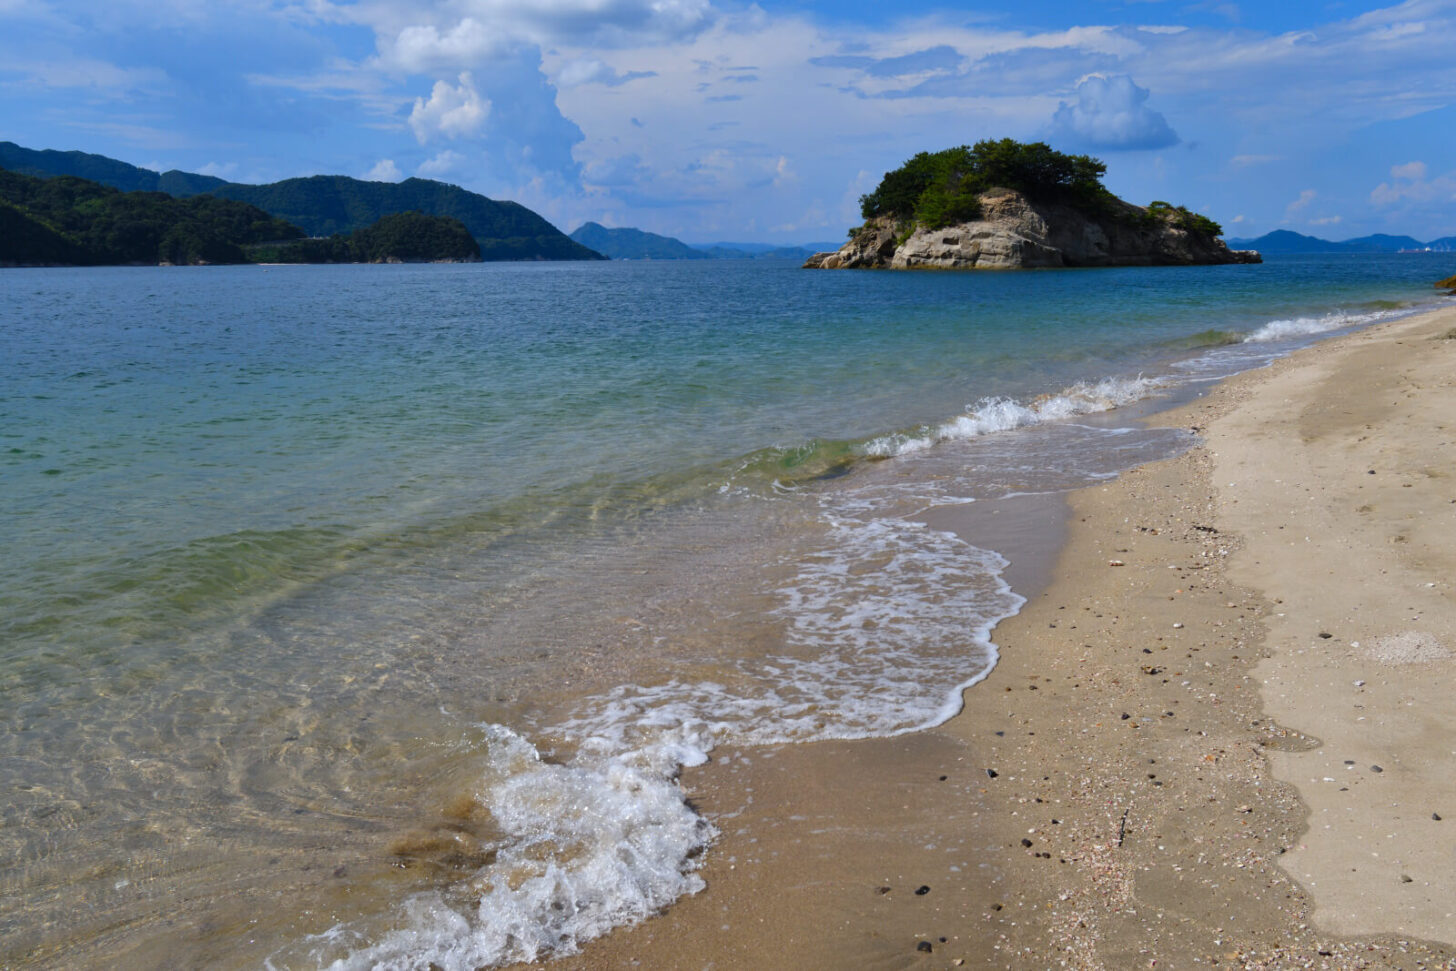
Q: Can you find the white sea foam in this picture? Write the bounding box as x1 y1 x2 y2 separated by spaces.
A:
316 371 1182 968
318 467 1025 969
1242 308 1395 343
861 375 1169 458
309 726 715 970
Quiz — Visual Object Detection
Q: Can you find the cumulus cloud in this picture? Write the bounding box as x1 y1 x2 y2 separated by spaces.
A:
417 149 466 177
385 19 497 74
357 0 717 74
365 158 403 181
1050 73 1179 150
409 72 490 143
1370 160 1456 206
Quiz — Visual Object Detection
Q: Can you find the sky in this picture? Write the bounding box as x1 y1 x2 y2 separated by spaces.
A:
2 0 1454 244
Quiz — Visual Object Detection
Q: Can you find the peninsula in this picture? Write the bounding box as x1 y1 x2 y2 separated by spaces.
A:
807 139 1261 269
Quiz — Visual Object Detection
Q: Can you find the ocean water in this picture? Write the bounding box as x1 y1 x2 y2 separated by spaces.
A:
0 254 1448 968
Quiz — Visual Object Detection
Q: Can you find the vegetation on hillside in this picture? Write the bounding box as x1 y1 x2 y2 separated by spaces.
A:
859 139 1111 229
857 138 1223 237
253 211 481 263
2 140 604 261
0 169 300 265
211 176 604 261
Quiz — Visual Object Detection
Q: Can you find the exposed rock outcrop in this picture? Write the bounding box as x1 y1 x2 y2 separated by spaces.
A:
805 189 1261 269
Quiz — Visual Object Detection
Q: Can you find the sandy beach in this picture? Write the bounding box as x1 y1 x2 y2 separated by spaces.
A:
558 302 1456 969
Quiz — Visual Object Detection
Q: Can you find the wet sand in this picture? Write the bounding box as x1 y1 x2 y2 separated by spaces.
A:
560 304 1456 969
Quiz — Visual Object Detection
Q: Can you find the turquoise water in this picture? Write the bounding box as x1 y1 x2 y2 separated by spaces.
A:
0 254 1449 967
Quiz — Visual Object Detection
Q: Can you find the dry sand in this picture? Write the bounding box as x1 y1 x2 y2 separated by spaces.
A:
559 304 1456 970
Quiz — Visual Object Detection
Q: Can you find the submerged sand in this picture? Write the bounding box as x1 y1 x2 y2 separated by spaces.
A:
560 304 1456 969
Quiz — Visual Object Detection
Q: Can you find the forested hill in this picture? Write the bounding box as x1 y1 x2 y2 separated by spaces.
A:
0 168 300 266
211 177 601 261
0 141 603 262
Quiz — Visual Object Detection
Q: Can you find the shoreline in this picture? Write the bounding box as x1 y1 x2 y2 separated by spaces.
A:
558 302 1456 968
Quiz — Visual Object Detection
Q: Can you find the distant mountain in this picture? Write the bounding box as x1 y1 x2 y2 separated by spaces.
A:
1339 234 1426 252
569 222 709 259
0 141 601 262
211 177 600 261
0 140 228 195
1224 230 1347 253
1226 229 1452 253
566 223 830 261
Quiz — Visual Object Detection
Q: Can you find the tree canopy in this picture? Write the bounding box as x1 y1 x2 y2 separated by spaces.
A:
0 168 301 265
859 139 1111 229
255 211 481 263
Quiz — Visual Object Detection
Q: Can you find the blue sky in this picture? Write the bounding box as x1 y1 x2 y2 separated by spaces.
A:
2 0 1453 243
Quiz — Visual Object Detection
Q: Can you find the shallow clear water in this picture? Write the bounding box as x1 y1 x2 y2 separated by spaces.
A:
0 254 1448 967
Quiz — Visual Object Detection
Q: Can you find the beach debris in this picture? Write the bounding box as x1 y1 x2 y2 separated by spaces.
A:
915 885 931 896
1172 622 1184 629
876 886 892 895
1433 813 1443 821
916 941 934 953
985 768 999 778
1109 559 1126 567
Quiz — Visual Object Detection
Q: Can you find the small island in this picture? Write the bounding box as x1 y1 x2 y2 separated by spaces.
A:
807 139 1261 269
250 211 481 264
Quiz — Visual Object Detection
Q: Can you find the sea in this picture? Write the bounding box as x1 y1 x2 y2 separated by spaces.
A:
1 253 1449 969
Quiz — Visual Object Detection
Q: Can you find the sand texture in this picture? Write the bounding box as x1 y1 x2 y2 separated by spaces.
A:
558 305 1456 970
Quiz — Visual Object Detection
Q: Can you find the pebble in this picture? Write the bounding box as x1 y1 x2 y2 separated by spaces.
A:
915 885 930 895
916 940 933 953
1318 632 1333 639
1021 838 1034 848
1371 765 1384 773
986 768 999 778
1433 813 1443 821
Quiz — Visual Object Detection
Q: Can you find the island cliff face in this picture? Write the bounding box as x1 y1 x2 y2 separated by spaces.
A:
806 189 1262 269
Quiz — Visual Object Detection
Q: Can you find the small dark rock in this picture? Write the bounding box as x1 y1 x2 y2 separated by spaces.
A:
939 775 948 781
1020 838 1034 848
1371 765 1383 773
876 886 892 895
1434 813 1443 821
1120 712 1131 720
916 941 934 953
992 904 1003 911
332 865 348 878
939 937 947 943
985 768 999 778
1368 470 1376 475
1401 874 1414 883
1318 632 1333 639
915 885 930 896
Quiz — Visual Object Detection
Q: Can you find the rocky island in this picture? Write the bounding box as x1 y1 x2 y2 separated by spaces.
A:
807 139 1260 269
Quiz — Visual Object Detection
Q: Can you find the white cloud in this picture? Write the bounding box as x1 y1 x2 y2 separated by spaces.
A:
1230 154 1281 167
1370 160 1456 206
1310 214 1343 225
1390 160 1427 181
408 72 490 143
417 149 466 177
1050 74 1179 150
196 161 238 178
365 158 403 181
1286 188 1317 213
